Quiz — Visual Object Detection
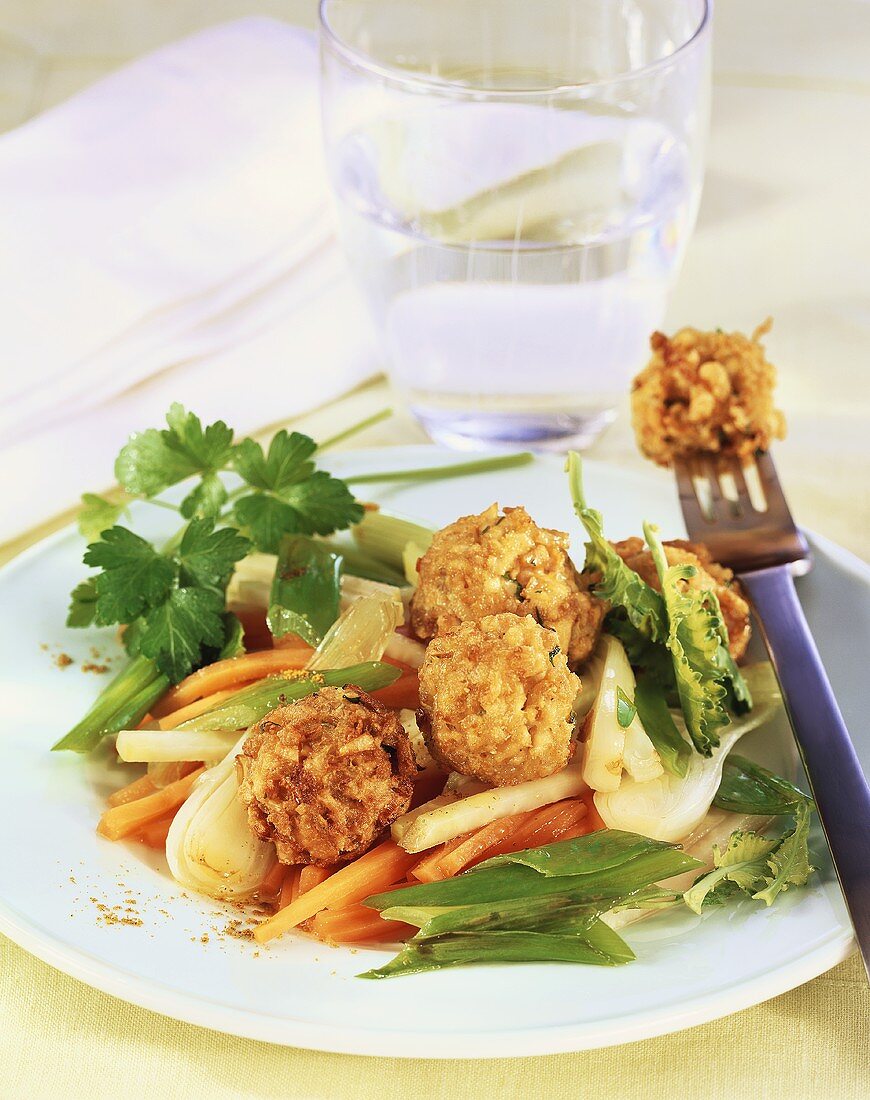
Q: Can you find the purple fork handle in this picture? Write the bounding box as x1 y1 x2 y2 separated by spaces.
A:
741 565 870 976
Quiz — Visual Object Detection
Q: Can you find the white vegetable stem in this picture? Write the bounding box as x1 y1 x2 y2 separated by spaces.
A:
166 735 277 899
393 755 587 853
307 591 403 671
116 729 239 763
581 635 662 792
593 686 781 843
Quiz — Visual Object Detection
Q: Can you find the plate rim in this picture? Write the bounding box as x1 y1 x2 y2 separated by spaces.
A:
0 445 863 1057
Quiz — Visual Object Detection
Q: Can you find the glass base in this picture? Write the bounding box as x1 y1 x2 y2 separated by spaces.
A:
411 405 617 452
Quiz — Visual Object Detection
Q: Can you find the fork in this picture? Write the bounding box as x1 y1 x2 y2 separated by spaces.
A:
675 450 870 978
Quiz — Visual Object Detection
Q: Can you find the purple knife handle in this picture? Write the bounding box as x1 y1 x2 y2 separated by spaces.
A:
741 564 870 976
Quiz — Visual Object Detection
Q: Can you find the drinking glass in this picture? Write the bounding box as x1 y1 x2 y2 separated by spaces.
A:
319 0 711 450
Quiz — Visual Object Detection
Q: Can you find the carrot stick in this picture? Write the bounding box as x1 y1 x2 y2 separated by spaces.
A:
437 808 536 879
253 840 418 943
370 672 419 711
582 789 607 832
279 867 301 910
257 860 286 900
153 647 313 715
97 766 205 841
310 903 412 943
134 813 175 849
298 865 333 895
409 832 473 882
107 773 157 807
157 688 246 730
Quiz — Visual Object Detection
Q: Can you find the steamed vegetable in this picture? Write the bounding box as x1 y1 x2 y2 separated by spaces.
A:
267 535 342 645
307 591 403 671
682 755 817 912
566 453 667 644
644 522 748 756
359 831 702 977
174 662 400 734
352 510 435 570
683 803 814 913
633 678 691 778
714 754 813 815
593 670 779 843
166 735 277 899
581 635 663 791
393 754 587 853
116 728 239 763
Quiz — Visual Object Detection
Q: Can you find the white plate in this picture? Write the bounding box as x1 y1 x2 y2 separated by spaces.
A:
0 446 862 1057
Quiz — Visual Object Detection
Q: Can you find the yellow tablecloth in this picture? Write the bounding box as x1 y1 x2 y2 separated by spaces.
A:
1 0 869 1093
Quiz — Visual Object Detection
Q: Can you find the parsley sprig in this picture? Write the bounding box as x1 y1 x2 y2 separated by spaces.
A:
67 405 364 686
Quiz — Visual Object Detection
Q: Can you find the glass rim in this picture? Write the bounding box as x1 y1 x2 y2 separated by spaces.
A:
318 0 711 96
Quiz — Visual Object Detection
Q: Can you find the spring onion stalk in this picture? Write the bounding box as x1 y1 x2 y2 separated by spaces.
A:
176 662 400 734
352 510 435 571
345 451 534 486
360 831 702 978
52 655 169 752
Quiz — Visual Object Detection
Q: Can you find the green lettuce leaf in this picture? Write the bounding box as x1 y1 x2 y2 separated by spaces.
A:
566 453 667 643
643 522 732 756
683 830 776 913
753 802 815 905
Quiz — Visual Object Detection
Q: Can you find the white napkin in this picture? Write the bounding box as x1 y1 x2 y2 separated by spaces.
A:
0 18 378 541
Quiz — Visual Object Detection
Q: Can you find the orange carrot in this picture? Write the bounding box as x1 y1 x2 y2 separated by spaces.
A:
310 903 412 943
253 840 418 943
107 773 157 807
582 789 607 832
279 867 301 910
516 799 588 850
298 865 332 895
257 860 287 900
409 833 472 882
97 766 205 841
370 672 419 711
153 647 313 715
134 813 175 849
437 809 536 879
157 688 246 730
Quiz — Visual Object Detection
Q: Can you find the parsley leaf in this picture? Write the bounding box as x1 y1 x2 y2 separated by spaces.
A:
179 471 227 520
138 586 226 682
234 473 363 553
78 493 130 542
175 518 250 590
232 430 317 492
67 578 98 628
84 527 175 625
280 471 365 534
115 404 234 499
